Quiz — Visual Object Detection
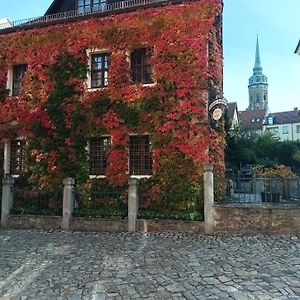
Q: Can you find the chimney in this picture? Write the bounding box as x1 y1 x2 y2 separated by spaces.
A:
294 107 298 112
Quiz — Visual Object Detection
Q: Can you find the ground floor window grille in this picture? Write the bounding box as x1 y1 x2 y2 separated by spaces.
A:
10 140 27 175
129 135 152 175
89 137 110 175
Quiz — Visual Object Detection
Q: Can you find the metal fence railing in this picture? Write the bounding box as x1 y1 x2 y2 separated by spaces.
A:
74 182 127 219
12 185 63 215
215 176 300 205
0 0 169 32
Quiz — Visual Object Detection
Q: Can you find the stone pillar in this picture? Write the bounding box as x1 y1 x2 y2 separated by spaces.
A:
62 178 75 231
1 176 14 228
204 164 214 234
128 178 139 232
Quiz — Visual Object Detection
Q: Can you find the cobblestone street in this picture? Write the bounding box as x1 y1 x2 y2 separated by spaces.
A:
0 230 299 300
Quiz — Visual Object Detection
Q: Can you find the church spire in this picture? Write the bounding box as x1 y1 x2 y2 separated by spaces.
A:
253 36 262 73
248 36 269 111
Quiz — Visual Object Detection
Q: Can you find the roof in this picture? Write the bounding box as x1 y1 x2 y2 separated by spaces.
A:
295 40 300 55
45 0 61 15
268 108 300 125
227 102 237 121
0 0 185 35
239 109 266 131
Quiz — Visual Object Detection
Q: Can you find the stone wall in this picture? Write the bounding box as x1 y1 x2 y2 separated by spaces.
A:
213 205 300 234
70 218 127 232
6 208 299 234
6 215 205 233
137 219 204 233
8 215 62 230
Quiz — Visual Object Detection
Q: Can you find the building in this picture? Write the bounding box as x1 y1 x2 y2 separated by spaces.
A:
0 0 224 187
248 37 268 112
238 37 268 135
264 108 300 141
295 40 300 55
226 102 239 133
239 109 266 136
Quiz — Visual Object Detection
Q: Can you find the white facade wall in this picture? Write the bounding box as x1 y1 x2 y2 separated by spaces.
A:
264 122 300 141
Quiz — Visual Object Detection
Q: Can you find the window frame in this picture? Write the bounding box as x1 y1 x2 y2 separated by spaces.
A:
9 140 27 176
130 48 153 84
296 124 300 133
129 135 153 176
86 50 110 90
90 53 109 89
89 136 111 177
77 0 106 13
282 125 289 134
8 64 28 97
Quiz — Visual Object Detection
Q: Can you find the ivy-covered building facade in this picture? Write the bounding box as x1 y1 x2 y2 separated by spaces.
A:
0 0 224 197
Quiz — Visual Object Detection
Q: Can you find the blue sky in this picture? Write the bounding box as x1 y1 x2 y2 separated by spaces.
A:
1 0 299 113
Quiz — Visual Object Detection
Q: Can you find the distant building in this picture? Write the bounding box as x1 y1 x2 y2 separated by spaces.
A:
239 109 266 136
264 108 300 141
248 37 268 111
295 40 300 55
226 102 239 133
0 17 12 30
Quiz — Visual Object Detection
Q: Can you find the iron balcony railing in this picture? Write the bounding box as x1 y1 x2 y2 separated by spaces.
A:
0 0 169 32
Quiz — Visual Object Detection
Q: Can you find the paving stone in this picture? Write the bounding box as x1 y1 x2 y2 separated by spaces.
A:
0 230 299 299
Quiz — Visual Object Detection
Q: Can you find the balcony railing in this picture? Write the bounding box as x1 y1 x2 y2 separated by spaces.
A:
0 0 169 32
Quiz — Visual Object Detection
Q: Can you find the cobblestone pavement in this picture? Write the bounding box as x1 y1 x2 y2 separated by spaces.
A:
0 230 299 300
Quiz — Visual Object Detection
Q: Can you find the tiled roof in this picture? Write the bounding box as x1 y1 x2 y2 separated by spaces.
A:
239 109 266 131
268 108 300 125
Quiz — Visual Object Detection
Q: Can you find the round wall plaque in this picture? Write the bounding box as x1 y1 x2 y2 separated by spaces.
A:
212 108 223 121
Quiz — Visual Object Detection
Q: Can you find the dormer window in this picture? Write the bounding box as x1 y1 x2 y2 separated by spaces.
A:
267 116 273 125
77 0 106 14
12 64 27 96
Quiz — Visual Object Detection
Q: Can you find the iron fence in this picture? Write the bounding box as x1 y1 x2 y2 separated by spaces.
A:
74 182 127 219
12 184 62 215
0 0 168 32
215 176 300 205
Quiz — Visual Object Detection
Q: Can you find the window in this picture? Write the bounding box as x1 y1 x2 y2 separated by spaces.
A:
91 53 109 88
251 118 255 123
129 136 152 175
10 140 27 175
282 125 289 134
12 64 27 96
296 125 300 133
78 0 106 13
89 137 110 175
267 116 273 125
267 127 279 137
131 48 153 84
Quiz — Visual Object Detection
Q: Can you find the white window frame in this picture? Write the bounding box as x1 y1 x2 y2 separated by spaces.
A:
4 138 27 177
86 49 110 91
6 63 27 97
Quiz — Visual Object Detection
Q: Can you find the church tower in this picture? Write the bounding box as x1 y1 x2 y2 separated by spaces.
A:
248 37 268 111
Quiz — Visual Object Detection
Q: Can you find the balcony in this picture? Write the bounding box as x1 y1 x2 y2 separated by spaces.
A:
0 0 172 34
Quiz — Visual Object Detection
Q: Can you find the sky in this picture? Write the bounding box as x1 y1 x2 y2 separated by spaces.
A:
1 0 299 113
